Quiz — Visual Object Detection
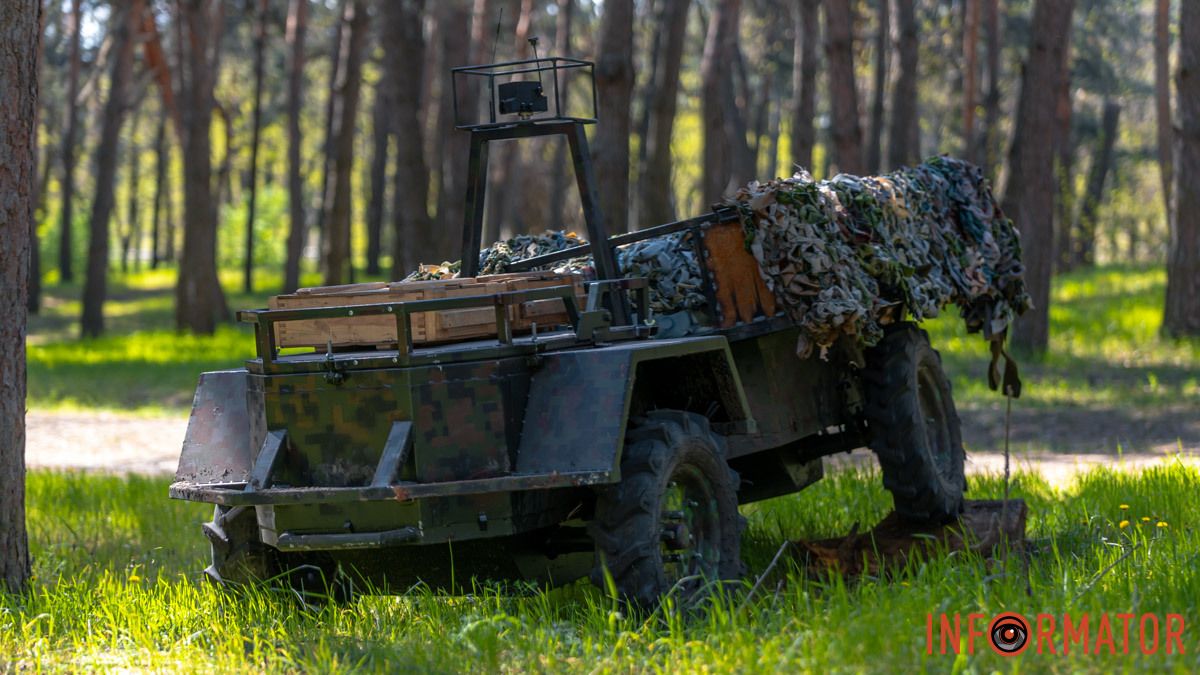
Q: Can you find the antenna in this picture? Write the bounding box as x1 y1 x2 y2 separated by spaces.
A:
491 7 504 64
529 36 543 89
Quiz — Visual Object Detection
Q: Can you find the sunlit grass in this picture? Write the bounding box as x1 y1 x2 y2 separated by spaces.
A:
4 464 1198 672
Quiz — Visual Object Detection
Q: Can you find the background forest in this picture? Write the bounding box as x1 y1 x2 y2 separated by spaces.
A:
25 0 1195 346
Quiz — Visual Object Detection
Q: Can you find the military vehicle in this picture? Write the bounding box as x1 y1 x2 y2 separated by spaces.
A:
170 56 968 606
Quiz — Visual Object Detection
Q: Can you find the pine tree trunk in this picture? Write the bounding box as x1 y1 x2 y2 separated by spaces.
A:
283 0 308 293
825 0 863 175
701 0 740 205
791 0 819 173
58 0 83 283
315 0 346 258
593 0 635 233
887 0 918 169
151 110 166 269
1052 67 1075 273
1155 0 1173 221
1164 0 1200 336
0 0 39 595
548 0 575 229
981 0 1001 176
1003 0 1074 354
243 0 268 293
124 107 141 272
321 0 369 286
962 0 980 162
175 0 230 334
866 0 888 172
639 0 689 227
365 74 390 276
384 0 431 278
1073 100 1120 268
82 0 141 338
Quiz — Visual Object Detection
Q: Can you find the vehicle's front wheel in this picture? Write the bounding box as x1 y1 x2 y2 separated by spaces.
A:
863 323 966 522
589 411 744 607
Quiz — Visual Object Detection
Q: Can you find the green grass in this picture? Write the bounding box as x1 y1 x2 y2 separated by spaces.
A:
27 263 1200 416
4 464 1197 672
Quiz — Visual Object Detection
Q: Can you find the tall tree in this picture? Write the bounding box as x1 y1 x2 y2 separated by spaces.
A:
593 0 635 233
243 0 268 293
701 0 740 205
548 0 575 229
887 0 918 169
1164 0 1200 336
825 0 863 174
283 0 308 292
385 0 431 277
122 106 142 272
365 67 391 276
1155 0 1172 220
0 0 40 595
1072 100 1120 268
315 0 346 253
151 111 168 269
791 0 819 173
58 0 83 283
866 0 889 172
639 0 690 227
175 0 229 334
321 0 369 286
1052 44 1075 272
1003 0 1074 353
980 0 1001 175
82 0 141 338
962 0 980 162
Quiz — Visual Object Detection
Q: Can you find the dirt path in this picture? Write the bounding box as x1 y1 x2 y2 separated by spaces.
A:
25 410 1197 486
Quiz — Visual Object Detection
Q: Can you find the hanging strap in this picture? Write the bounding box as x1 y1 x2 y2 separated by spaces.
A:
988 330 1022 399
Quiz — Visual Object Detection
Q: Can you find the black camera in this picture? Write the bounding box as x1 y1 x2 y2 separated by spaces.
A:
498 81 548 117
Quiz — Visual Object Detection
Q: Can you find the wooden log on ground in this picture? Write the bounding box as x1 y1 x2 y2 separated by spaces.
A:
790 499 1027 579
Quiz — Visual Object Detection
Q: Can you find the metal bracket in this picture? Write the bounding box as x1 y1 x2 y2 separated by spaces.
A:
371 421 413 488
246 430 285 492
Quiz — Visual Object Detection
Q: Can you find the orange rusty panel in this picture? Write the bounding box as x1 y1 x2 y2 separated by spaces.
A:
703 222 777 328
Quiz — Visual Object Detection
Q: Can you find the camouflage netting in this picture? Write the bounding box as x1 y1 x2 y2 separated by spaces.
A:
406 156 1029 358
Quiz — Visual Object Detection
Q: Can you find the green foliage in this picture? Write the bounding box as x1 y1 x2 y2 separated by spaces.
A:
3 464 1197 672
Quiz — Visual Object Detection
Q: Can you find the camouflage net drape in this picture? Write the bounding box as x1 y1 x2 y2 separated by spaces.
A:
407 157 1029 358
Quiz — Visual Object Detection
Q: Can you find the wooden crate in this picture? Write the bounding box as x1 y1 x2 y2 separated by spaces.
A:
268 272 584 349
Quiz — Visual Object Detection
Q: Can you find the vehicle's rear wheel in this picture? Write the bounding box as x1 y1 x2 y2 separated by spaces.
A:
863 323 966 522
589 410 744 607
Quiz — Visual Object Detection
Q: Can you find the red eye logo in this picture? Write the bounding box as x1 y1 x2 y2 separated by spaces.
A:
988 612 1030 656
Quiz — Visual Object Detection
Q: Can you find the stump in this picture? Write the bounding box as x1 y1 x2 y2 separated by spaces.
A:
790 499 1027 579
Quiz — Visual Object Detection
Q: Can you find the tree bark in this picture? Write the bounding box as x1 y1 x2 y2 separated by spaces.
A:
365 70 391 276
320 0 368 286
315 0 346 257
0 0 39 595
123 107 142 272
791 0 819 173
174 0 230 334
1073 100 1120 268
962 0 980 162
548 0 575 229
82 0 141 338
887 0 918 169
1164 0 1200 336
825 0 863 174
283 0 308 292
58 0 83 283
701 0 740 205
384 0 431 278
28 1 45 316
151 111 167 269
866 0 889 173
639 0 690 227
1003 0 1074 354
981 0 1001 176
1155 0 1172 222
1052 58 1075 273
243 0 268 293
593 0 635 233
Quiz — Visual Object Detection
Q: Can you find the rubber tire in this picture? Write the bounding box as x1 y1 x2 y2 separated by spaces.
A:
589 410 745 608
863 323 966 522
202 505 274 586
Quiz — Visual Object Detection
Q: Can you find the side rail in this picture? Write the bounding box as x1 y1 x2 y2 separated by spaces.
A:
238 285 582 368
